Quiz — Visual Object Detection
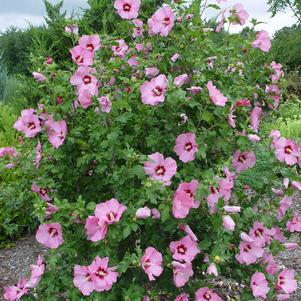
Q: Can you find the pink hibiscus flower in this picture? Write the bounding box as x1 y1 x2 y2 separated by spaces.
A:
169 235 200 263
13 109 41 138
172 261 193 288
276 269 297 294
90 256 118 292
172 180 199 219
114 0 141 19
236 241 264 265
144 152 177 186
141 247 163 281
272 137 300 166
230 4 249 25
232 150 256 173
250 272 270 299
174 132 198 163
31 183 51 202
252 30 271 52
175 293 189 301
73 265 95 296
94 198 127 225
174 74 188 87
277 195 293 220
207 81 227 106
4 277 28 301
85 215 108 242
26 255 45 289
286 215 301 232
70 45 94 66
148 6 175 37
249 221 271 247
98 96 112 113
250 106 262 133
79 34 101 52
36 222 64 249
270 61 284 82
112 39 128 57
140 74 168 106
195 287 222 301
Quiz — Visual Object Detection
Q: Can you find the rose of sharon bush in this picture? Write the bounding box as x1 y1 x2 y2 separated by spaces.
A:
4 0 300 300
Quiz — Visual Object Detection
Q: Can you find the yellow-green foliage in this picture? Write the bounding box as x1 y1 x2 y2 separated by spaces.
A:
0 104 18 147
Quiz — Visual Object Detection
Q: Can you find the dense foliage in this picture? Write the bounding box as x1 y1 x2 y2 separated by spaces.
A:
1 1 301 301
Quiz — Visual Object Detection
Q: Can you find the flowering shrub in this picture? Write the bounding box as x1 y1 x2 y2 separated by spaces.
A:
3 0 301 300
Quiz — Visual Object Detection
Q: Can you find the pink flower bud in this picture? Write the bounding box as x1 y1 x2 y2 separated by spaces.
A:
223 215 235 231
136 207 151 219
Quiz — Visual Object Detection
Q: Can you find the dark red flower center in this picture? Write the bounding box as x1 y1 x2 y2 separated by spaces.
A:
40 188 48 196
254 228 264 237
107 211 117 222
184 142 193 151
28 122 36 130
153 86 163 97
162 17 170 25
284 145 292 154
177 244 187 255
76 55 84 63
210 186 218 194
185 189 193 198
203 292 212 300
123 3 131 12
238 154 246 163
155 165 166 176
97 267 108 279
48 227 58 237
86 43 94 51
83 75 92 84
243 244 252 252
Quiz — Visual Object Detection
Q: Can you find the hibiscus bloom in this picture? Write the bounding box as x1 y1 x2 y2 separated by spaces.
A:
4 277 28 301
140 74 168 106
98 96 112 113
174 74 188 87
286 215 301 232
144 152 177 186
235 241 264 265
36 222 64 249
195 287 222 301
250 106 262 133
172 261 193 288
230 4 249 25
272 137 300 166
169 235 200 263
70 45 94 66
45 119 67 149
223 215 235 232
141 247 163 281
232 150 256 173
276 269 297 294
112 39 128 57
26 256 45 289
85 216 108 242
31 183 51 202
13 109 41 138
174 133 198 163
114 0 141 19
252 30 271 52
207 81 227 106
250 272 270 299
148 6 175 37
79 34 101 52
73 265 95 296
175 293 189 301
32 71 46 82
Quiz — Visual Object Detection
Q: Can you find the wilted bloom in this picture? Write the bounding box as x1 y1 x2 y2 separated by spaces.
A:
283 243 298 250
145 67 160 78
228 104 236 128
174 74 188 87
172 180 199 218
248 134 260 142
132 19 144 38
32 71 46 82
187 86 202 95
250 106 262 133
195 287 222 301
276 269 297 294
26 256 45 289
114 0 140 19
14 109 41 138
236 241 264 265
98 96 112 113
174 132 198 163
224 206 241 213
172 261 193 288
230 4 249 25
170 235 200 263
262 253 278 275
136 207 151 219
45 119 67 149
112 39 128 57
171 53 180 62
79 34 101 52
249 221 271 247
73 265 95 296
95 198 126 225
223 215 235 231
252 30 271 52
4 277 28 301
90 256 118 292
216 10 226 32
286 215 301 232
207 81 227 106
32 183 51 201
141 247 163 281
236 99 251 107
250 272 270 299
35 140 42 168
140 74 168 106
175 293 189 301
45 202 58 218
207 263 218 276
65 24 78 35
277 195 293 219
270 61 284 82
179 224 198 242
232 150 256 173
151 208 160 219
70 45 94 66
148 6 175 37
78 90 93 109
36 222 64 249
